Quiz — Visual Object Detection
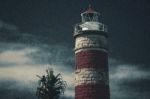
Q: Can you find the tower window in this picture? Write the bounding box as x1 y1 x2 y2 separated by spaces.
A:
82 13 99 22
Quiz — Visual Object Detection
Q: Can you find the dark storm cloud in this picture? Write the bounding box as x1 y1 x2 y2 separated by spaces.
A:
111 79 150 99
109 62 150 99
0 79 35 99
106 0 150 65
0 20 18 31
120 79 150 92
0 89 36 99
0 80 72 99
119 79 150 99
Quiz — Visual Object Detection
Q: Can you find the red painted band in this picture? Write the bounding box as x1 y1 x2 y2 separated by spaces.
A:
75 84 110 99
75 50 108 70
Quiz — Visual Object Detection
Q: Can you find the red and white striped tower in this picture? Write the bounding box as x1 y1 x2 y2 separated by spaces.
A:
74 5 110 99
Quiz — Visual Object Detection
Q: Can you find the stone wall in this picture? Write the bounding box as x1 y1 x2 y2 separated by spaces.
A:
75 68 108 86
74 33 109 99
75 35 107 51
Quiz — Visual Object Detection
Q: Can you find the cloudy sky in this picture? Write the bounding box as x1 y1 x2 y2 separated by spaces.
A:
0 0 150 99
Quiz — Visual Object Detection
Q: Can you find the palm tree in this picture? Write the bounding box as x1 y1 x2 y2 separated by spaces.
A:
36 68 67 99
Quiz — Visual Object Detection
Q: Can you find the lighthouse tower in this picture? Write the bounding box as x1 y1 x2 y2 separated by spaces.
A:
74 5 110 99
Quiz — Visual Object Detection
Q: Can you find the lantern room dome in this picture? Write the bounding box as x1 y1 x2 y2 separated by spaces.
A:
81 5 100 22
83 5 97 13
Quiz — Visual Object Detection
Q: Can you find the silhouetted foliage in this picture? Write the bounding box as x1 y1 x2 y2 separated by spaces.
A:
36 68 67 99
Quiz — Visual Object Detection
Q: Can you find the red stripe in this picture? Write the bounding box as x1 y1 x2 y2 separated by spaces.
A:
75 50 108 70
75 84 110 99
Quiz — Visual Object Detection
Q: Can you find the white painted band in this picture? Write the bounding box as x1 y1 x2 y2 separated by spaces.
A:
75 35 107 50
75 68 109 86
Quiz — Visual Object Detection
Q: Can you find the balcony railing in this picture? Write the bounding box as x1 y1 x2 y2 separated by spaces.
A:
74 22 108 35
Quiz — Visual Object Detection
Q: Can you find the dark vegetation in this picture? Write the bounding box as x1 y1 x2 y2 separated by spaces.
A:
36 68 67 99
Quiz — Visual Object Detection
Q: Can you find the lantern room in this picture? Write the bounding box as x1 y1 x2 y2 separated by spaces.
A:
81 5 100 22
74 5 108 36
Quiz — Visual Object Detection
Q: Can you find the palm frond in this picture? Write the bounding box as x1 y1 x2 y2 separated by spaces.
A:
36 68 67 99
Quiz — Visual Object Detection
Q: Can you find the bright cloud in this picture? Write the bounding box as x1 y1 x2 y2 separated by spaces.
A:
0 48 38 65
110 65 150 81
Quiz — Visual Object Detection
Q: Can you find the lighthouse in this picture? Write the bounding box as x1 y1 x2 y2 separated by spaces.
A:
74 5 110 99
